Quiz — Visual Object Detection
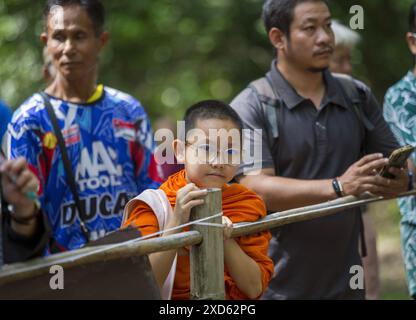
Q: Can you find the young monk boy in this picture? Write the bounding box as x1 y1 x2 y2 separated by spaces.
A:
122 100 274 300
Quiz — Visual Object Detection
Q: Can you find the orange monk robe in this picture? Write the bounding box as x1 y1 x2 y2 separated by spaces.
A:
123 170 274 300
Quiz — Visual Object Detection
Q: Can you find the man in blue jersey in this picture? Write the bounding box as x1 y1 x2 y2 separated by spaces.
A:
6 0 162 253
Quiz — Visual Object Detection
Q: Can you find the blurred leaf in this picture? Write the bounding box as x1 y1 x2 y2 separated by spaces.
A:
0 0 414 120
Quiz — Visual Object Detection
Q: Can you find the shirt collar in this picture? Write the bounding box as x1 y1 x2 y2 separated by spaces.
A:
268 59 349 110
268 60 304 110
323 72 350 110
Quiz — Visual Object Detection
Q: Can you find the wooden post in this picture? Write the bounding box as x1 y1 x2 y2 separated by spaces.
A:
190 188 224 300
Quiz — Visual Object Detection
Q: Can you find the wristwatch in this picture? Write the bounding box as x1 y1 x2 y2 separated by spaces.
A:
332 178 344 198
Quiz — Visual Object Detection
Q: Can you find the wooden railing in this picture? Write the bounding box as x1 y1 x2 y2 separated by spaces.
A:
1 189 415 299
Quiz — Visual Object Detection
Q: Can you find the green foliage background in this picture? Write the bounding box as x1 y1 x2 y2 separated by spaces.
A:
0 0 412 300
0 0 415 121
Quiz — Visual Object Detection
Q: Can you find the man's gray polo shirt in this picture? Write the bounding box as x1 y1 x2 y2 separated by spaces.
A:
231 60 399 299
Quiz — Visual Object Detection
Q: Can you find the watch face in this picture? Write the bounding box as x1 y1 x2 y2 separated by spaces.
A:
7 204 14 214
332 178 343 197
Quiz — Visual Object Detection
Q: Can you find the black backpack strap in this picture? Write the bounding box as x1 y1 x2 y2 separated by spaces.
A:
39 92 90 243
248 76 282 173
333 73 375 135
248 76 282 174
358 210 367 257
332 74 371 258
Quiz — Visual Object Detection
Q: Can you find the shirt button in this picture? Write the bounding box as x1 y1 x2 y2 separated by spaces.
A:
315 122 326 130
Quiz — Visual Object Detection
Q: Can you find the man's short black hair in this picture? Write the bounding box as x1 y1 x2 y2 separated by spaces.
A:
262 0 329 38
184 100 243 137
409 2 416 32
43 0 105 36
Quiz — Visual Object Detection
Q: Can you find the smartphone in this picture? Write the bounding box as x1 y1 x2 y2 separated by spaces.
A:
379 145 415 179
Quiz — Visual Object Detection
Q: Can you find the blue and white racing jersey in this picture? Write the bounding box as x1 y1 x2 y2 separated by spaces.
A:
7 86 162 253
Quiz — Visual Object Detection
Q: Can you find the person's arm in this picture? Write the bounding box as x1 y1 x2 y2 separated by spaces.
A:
123 183 207 289
384 84 416 187
238 168 336 212
9 206 38 238
220 216 263 299
223 237 263 299
356 84 411 197
2 210 51 264
238 153 398 212
221 212 273 300
125 203 179 289
1 158 40 237
237 83 408 211
1 158 51 263
148 184 207 288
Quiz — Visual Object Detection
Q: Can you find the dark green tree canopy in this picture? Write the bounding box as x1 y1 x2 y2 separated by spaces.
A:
0 0 414 120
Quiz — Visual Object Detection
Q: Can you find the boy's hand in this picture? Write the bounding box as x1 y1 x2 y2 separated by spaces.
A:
173 183 208 225
222 216 233 240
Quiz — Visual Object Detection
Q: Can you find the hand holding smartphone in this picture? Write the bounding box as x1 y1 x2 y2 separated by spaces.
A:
379 145 415 179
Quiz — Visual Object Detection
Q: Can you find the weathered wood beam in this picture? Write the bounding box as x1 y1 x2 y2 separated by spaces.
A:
190 188 225 300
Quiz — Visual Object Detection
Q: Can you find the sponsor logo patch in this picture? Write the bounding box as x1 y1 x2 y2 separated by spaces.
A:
113 118 136 141
43 132 57 149
62 125 80 146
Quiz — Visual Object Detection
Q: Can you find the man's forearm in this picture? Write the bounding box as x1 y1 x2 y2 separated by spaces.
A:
239 174 337 212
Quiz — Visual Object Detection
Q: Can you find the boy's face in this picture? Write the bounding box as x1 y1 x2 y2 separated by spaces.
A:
175 118 241 189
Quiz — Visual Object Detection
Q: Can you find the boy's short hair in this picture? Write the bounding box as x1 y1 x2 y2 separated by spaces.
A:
262 0 329 38
183 100 243 137
409 2 416 32
43 0 105 36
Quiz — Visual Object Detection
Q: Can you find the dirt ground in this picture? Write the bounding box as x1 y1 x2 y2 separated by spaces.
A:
369 201 410 300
